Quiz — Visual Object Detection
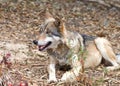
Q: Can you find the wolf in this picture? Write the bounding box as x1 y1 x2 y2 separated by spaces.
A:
33 11 120 82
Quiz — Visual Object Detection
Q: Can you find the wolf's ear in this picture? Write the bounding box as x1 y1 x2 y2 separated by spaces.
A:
45 10 55 22
59 18 67 37
54 17 66 36
45 11 53 19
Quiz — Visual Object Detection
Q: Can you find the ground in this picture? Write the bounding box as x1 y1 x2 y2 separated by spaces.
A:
0 0 120 86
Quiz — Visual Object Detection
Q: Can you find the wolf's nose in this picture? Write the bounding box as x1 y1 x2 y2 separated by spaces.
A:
33 40 38 45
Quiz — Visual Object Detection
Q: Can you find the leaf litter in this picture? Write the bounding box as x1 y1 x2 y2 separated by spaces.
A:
0 0 120 86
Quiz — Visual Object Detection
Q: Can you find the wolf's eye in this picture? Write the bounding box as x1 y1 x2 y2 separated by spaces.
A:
46 31 49 34
45 30 53 37
46 30 50 34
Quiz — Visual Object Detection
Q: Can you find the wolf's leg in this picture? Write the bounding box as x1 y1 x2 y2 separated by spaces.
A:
60 55 82 82
60 66 81 82
47 57 57 83
95 37 120 71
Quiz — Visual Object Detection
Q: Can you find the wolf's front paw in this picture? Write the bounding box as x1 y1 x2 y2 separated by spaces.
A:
106 66 120 71
60 72 76 82
47 78 57 83
60 76 67 82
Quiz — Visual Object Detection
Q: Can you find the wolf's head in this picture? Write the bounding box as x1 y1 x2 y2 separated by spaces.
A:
33 11 67 51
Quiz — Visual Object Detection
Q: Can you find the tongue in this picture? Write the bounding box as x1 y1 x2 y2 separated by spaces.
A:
39 45 45 50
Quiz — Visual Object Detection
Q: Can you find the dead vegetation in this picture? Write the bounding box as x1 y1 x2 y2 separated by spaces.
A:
0 0 120 86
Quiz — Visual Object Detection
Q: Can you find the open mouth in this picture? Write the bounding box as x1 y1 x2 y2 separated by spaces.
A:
38 41 52 51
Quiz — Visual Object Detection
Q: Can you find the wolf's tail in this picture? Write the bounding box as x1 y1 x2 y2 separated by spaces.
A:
116 54 120 64
94 37 119 66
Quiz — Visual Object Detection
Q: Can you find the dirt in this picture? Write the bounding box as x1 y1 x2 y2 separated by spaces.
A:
0 0 120 86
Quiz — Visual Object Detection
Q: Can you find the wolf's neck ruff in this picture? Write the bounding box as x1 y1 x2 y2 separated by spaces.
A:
47 34 85 65
47 43 69 60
